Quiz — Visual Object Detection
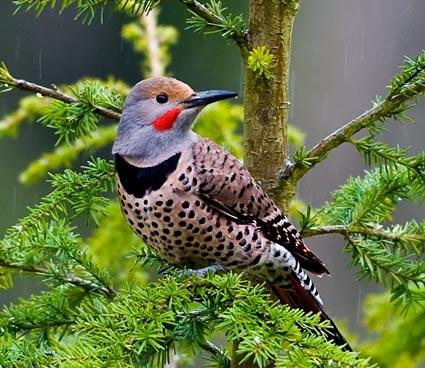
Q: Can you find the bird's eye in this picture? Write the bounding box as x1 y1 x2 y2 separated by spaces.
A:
156 94 168 104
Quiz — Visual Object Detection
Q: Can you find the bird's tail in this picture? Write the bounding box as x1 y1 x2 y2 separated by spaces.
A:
268 274 352 351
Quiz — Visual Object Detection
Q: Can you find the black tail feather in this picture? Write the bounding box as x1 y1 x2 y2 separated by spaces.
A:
268 280 352 351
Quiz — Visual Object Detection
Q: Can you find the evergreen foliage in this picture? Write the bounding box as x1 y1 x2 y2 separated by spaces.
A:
38 81 123 144
247 47 276 81
185 0 246 43
0 1 424 367
13 0 160 23
122 8 178 77
361 292 425 367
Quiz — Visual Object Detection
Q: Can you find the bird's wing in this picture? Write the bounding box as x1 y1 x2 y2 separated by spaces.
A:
190 138 329 275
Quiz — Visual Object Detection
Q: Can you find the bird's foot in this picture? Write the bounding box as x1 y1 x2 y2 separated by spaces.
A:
183 264 224 277
281 159 294 179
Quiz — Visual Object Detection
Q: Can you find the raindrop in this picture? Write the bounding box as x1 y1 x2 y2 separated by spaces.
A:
38 50 42 80
356 283 362 325
344 44 348 80
12 186 16 215
361 31 365 62
322 93 328 120
15 35 21 60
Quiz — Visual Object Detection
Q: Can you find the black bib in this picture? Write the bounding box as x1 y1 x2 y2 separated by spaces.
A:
114 153 181 198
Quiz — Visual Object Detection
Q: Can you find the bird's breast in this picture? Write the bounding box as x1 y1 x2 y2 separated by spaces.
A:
115 147 270 270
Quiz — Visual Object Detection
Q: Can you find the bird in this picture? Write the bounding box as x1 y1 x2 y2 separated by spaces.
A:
112 76 351 350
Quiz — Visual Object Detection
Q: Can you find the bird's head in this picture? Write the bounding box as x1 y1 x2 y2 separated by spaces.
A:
112 77 237 165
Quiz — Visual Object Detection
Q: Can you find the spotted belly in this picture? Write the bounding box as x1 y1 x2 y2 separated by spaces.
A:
116 180 268 269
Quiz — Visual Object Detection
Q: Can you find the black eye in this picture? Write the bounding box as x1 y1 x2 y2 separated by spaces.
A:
156 94 168 104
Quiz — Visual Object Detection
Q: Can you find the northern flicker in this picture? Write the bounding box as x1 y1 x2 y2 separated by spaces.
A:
113 77 351 350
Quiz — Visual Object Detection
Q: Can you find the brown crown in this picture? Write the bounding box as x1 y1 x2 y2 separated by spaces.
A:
135 77 195 102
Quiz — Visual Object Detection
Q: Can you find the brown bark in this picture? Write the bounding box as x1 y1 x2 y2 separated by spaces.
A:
243 0 300 212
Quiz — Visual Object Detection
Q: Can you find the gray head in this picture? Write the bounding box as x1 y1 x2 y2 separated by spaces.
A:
112 77 237 166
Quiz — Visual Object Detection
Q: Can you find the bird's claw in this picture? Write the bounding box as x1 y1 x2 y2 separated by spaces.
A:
181 264 224 277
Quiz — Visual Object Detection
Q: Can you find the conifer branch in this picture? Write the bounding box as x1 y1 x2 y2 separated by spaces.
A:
0 64 121 121
0 158 116 301
301 224 423 242
300 166 425 308
20 126 116 184
302 225 425 304
7 318 74 332
14 78 121 121
284 89 423 183
5 158 115 238
123 7 178 77
13 0 160 23
280 51 425 199
12 0 249 55
181 0 249 56
0 260 116 298
346 236 424 286
142 9 164 77
60 273 371 367
0 95 49 138
180 0 223 25
360 292 425 364
198 341 227 360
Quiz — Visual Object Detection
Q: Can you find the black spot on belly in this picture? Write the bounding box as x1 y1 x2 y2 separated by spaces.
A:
115 152 181 198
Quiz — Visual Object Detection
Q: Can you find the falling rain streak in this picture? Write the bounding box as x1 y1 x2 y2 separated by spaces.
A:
38 50 42 80
15 35 21 60
322 92 328 120
12 186 16 215
356 284 362 326
344 44 348 80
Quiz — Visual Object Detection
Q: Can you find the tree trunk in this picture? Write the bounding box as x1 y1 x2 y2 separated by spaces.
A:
243 0 300 211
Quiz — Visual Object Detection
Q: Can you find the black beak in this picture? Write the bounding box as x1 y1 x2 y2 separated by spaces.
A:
182 90 237 108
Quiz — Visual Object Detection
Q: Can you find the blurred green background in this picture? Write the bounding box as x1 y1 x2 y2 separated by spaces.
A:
1 0 424 339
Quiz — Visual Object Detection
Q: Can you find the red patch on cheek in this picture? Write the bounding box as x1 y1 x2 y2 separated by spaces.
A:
152 107 182 131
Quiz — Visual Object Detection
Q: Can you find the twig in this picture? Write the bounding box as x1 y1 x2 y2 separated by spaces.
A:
178 0 249 56
10 78 121 121
10 319 75 332
0 260 116 298
230 340 240 368
142 9 164 77
301 224 425 243
180 0 223 25
278 77 425 201
199 340 226 357
65 273 117 298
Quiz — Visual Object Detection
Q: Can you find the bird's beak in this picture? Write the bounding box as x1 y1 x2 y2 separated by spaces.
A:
182 90 237 109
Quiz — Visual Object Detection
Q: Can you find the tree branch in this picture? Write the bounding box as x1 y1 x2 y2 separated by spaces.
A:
0 260 116 298
142 9 164 77
278 77 425 202
178 0 249 56
8 319 74 332
301 224 425 243
199 340 228 360
180 0 223 28
1 72 121 121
